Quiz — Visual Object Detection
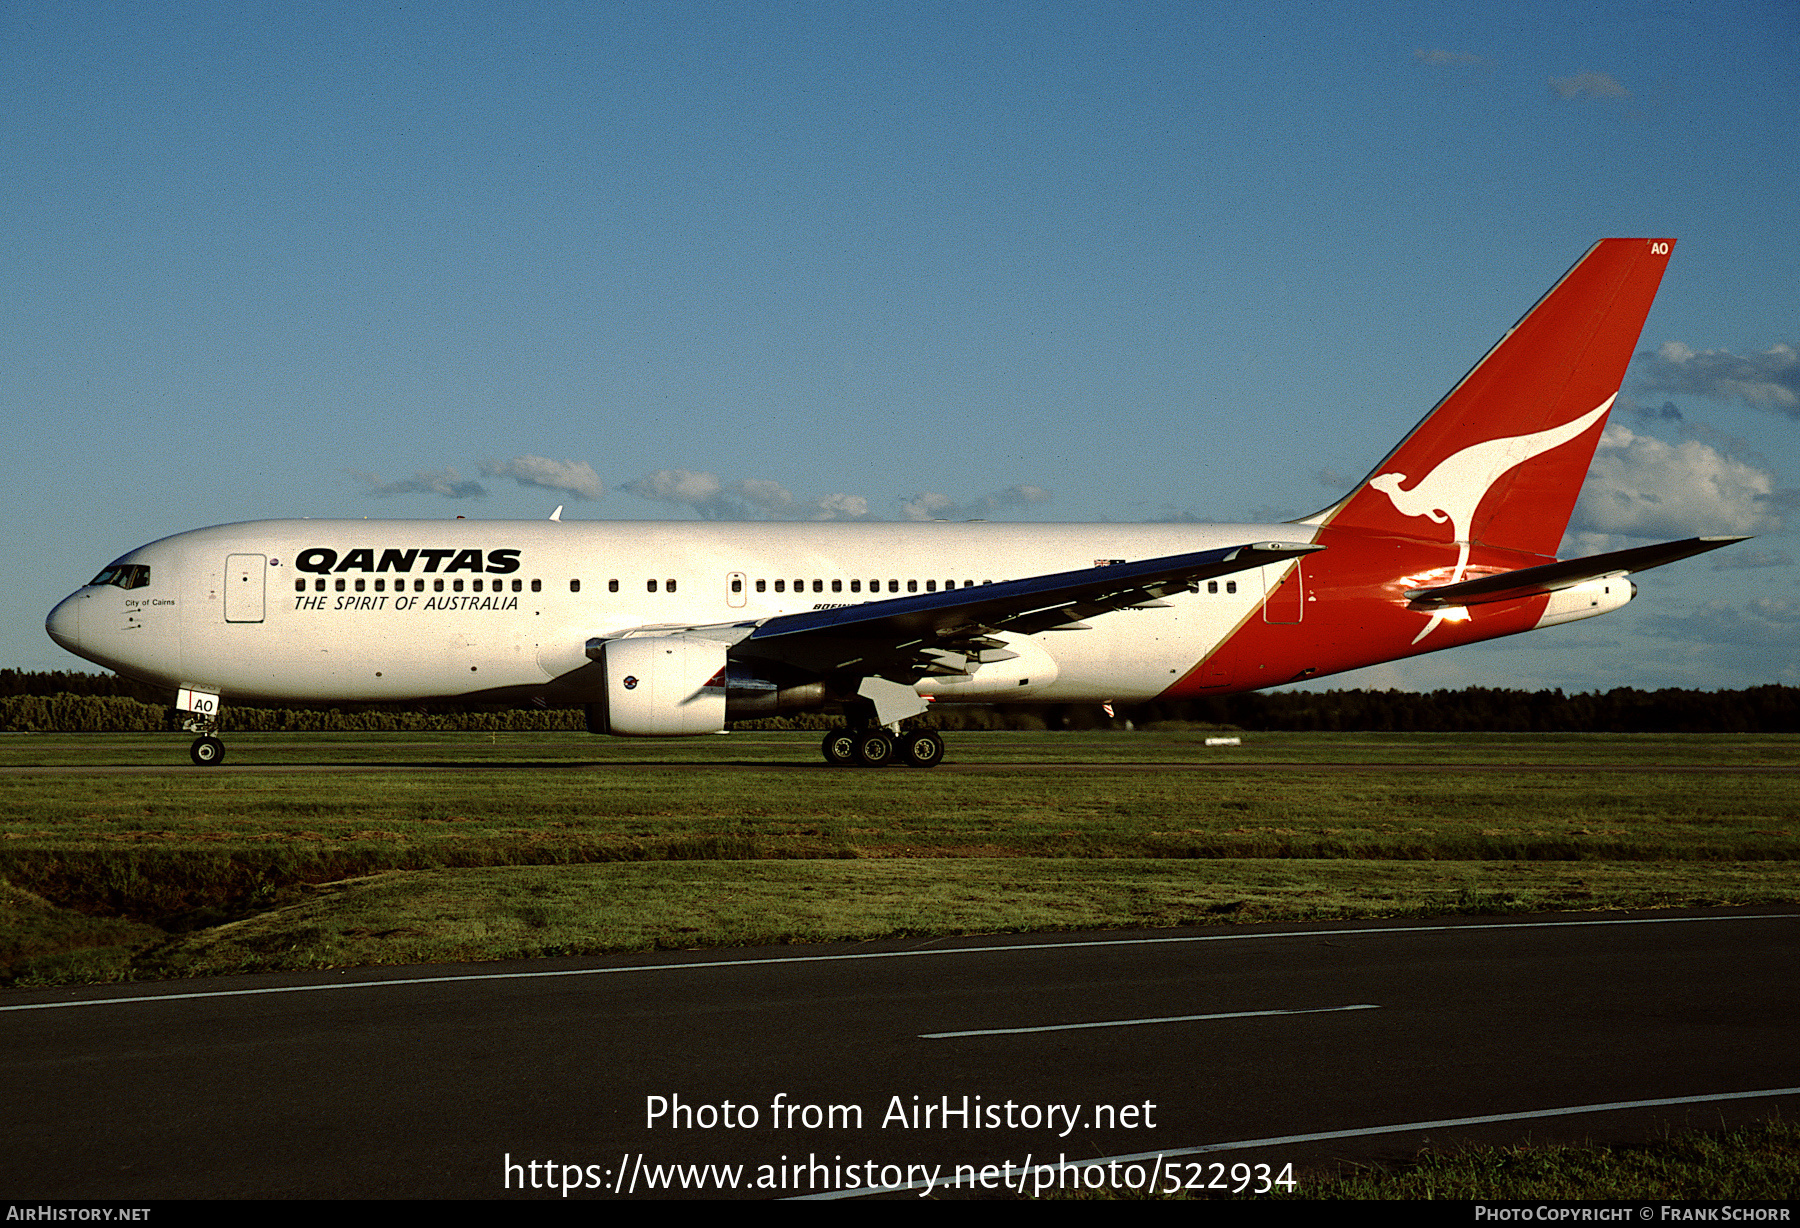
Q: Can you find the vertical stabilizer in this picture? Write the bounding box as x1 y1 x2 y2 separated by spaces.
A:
1310 238 1675 559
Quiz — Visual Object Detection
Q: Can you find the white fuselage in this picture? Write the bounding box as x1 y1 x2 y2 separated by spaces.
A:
47 518 1306 707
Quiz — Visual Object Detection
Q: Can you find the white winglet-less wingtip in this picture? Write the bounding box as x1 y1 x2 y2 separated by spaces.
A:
46 239 1744 767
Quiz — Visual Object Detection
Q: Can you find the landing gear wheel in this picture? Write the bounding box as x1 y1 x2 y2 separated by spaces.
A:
189 736 225 767
821 729 858 767
898 729 945 768
852 728 896 768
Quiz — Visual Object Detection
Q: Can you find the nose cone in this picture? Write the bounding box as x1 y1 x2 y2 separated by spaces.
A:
46 592 84 655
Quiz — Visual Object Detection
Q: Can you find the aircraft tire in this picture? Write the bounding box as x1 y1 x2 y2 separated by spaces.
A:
820 729 857 767
899 729 945 768
189 736 225 767
852 729 896 768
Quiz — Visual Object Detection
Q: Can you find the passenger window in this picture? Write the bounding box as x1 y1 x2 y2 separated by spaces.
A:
1208 581 1218 594
1226 581 1237 594
812 579 822 593
731 578 742 593
530 579 541 593
354 579 365 592
294 580 305 593
609 579 619 593
926 580 937 592
850 580 861 593
570 579 580 593
888 580 899 593
831 579 842 593
512 579 522 592
453 580 464 593
648 579 658 593
756 579 766 593
335 578 346 592
774 579 785 593
907 580 918 593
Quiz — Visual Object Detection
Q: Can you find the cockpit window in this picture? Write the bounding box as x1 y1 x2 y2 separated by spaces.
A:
89 564 151 590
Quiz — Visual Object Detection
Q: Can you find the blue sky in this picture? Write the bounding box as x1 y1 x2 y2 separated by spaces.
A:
6 2 1797 692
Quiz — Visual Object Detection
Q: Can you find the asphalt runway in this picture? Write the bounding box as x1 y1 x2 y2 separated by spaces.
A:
5 908 1797 1199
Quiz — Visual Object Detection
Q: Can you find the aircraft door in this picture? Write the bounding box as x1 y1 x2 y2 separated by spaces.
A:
1261 560 1303 624
727 571 747 608
224 554 266 623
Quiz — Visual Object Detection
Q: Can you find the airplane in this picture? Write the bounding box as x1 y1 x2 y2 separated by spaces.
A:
46 237 1745 768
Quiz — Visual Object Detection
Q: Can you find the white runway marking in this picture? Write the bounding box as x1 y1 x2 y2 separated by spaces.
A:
920 1003 1379 1038
796 1086 1800 1199
2 911 1789 1014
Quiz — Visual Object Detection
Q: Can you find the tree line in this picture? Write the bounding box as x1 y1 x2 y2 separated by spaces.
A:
3 669 1795 734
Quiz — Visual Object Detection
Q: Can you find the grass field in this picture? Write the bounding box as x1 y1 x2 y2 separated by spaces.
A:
5 728 1796 1199
2 728 1796 987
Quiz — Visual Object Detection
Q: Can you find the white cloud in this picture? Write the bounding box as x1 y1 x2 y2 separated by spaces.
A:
1549 72 1629 100
1710 549 1792 571
901 485 1051 521
1636 341 1800 418
622 469 872 521
732 477 871 521
1641 596 1800 649
625 468 722 508
1570 425 1783 539
348 468 487 499
620 476 1049 522
481 456 605 500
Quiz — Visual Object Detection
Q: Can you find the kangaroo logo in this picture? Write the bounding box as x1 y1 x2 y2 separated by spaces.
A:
1368 395 1613 642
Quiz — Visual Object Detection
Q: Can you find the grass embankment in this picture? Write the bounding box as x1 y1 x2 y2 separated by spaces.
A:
1056 1118 1800 1199
1282 1117 1800 1200
1 730 1796 985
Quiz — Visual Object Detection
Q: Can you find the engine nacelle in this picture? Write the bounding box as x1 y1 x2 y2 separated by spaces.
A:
720 664 828 720
588 637 728 736
1534 576 1635 629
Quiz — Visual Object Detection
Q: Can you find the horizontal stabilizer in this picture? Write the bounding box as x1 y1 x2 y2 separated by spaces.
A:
1406 536 1749 609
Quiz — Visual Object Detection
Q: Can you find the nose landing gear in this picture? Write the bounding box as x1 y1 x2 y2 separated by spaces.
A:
177 688 226 766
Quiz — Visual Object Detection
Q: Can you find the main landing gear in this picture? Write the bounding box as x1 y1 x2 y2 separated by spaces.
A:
820 727 945 769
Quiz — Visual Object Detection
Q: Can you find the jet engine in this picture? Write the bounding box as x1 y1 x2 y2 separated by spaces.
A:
582 636 827 736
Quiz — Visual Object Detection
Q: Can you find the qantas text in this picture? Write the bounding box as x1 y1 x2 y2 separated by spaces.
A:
294 548 521 575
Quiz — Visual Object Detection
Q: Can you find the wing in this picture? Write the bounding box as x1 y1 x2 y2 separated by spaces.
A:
726 540 1323 684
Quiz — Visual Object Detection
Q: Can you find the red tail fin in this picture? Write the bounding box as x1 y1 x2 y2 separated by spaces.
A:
1311 238 1674 558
